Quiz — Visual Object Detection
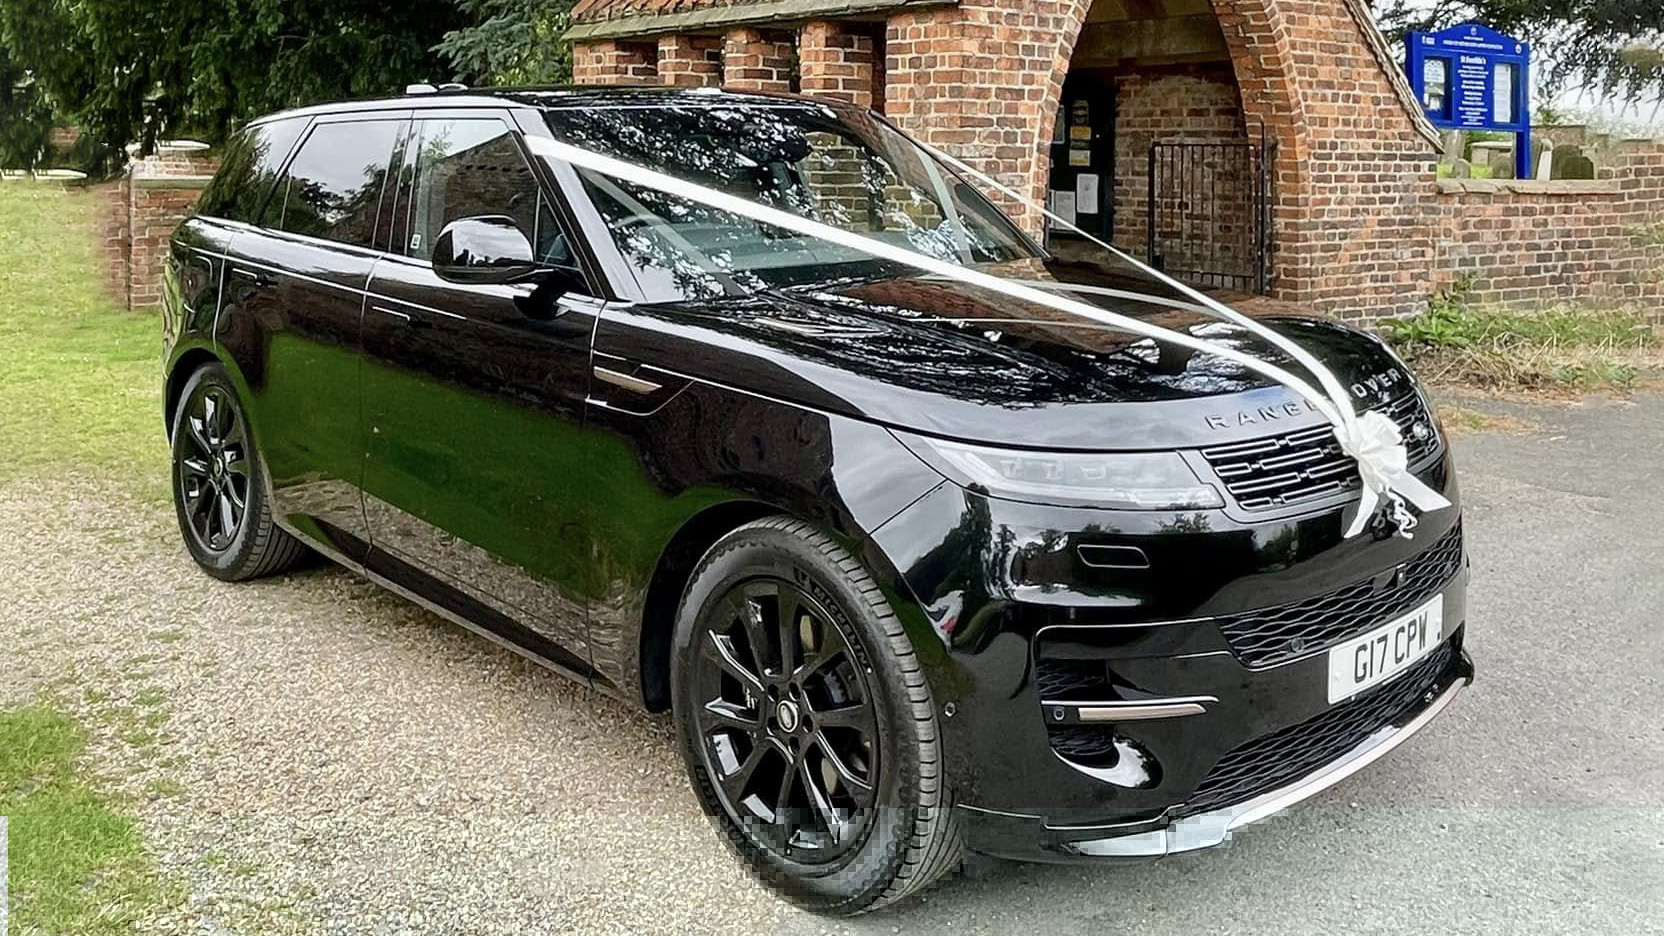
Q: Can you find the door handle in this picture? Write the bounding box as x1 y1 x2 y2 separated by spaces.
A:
370 306 430 329
231 267 275 289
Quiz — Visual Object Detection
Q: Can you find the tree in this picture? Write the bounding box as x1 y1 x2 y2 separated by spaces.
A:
436 0 576 86
0 0 467 176
1372 0 1664 108
0 44 52 169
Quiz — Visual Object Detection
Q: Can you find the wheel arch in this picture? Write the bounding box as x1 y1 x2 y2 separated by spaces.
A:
164 346 224 431
637 499 785 712
165 346 261 440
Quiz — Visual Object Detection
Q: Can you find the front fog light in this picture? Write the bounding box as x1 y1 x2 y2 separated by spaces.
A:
897 433 1223 510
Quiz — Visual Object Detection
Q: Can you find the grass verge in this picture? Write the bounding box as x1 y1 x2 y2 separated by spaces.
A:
1 704 179 934
1382 279 1660 394
0 183 167 497
1435 402 1537 437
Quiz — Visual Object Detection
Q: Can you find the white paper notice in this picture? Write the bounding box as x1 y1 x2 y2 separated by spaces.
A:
1048 191 1077 228
1075 174 1100 214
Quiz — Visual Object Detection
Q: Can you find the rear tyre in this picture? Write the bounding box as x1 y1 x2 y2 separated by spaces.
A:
169 363 307 581
670 517 962 915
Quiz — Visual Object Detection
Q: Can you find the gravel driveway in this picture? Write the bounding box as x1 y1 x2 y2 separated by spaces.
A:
4 393 1662 935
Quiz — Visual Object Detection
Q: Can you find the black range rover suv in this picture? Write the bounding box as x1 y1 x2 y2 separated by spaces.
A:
162 86 1471 913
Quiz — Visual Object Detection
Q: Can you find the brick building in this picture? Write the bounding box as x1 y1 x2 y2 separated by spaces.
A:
93 0 1661 319
565 0 1664 322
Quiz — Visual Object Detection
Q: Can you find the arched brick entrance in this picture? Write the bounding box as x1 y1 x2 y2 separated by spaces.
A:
566 0 1441 318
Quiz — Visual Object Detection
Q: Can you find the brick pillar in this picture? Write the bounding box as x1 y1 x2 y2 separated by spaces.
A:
571 41 605 84
571 40 659 85
883 2 1091 235
126 147 217 310
799 21 878 109
658 35 722 87
102 178 132 307
722 28 794 93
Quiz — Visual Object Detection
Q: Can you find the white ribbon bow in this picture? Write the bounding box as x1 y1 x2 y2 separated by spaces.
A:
1335 410 1451 539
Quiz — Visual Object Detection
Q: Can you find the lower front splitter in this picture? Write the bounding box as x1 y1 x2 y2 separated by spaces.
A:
960 649 1474 862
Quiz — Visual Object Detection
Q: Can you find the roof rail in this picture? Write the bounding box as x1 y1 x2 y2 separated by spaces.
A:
437 82 468 92
405 83 438 95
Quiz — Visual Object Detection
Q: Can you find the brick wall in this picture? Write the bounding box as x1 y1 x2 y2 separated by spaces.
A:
800 21 880 110
48 126 82 151
883 0 1090 232
100 180 131 303
1111 64 1250 274
128 183 205 309
106 146 217 310
1427 141 1664 312
658 34 722 87
572 40 659 85
1213 0 1441 321
723 28 795 93
557 1 1660 323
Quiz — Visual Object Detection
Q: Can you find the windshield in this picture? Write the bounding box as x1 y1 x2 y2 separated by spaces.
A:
543 102 1040 301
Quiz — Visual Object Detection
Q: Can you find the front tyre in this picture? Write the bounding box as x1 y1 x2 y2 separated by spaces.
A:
169 363 307 581
671 517 962 915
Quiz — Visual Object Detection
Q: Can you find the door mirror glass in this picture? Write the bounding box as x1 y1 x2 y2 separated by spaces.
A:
432 215 536 284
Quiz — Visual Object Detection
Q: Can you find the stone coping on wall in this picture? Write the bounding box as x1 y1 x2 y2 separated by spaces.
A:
1434 178 1623 196
123 140 212 157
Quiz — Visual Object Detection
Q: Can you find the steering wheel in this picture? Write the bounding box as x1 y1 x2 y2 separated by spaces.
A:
608 213 661 236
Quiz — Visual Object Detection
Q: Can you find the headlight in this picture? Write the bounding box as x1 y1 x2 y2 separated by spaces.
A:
896 433 1223 510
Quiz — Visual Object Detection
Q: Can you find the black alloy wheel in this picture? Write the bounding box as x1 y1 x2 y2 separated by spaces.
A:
672 517 963 914
169 363 308 581
691 577 881 863
177 383 250 552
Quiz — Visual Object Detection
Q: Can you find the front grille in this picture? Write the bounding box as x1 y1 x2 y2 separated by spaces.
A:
1200 392 1441 512
1181 640 1455 816
1218 521 1464 668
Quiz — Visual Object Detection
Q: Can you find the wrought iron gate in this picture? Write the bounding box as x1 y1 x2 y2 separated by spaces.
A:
1146 127 1275 293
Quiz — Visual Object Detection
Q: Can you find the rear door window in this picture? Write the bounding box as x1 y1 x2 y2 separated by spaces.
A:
271 119 402 248
195 116 307 223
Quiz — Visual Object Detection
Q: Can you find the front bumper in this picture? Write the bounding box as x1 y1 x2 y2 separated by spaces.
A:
959 645 1472 862
864 444 1469 861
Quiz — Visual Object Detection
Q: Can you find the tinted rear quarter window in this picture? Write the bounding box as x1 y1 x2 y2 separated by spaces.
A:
195 116 308 224
273 119 401 248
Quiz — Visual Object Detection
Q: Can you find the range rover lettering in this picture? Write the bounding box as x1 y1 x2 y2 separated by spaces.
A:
161 86 1472 914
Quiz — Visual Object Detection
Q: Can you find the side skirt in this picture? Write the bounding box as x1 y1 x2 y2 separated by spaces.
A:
278 517 623 703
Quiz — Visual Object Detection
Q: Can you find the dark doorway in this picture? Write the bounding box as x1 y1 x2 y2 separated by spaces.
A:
1045 70 1114 242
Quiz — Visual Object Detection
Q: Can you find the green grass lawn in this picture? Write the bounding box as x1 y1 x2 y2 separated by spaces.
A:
0 182 167 497
1 705 181 935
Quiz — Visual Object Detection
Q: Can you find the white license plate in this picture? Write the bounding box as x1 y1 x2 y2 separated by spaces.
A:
1326 594 1445 704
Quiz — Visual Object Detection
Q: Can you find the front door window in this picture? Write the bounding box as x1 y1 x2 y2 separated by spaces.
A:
401 118 566 268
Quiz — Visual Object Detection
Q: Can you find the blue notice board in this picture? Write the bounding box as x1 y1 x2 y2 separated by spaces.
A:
1406 23 1531 177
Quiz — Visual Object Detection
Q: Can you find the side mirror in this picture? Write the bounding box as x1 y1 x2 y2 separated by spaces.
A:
432 216 537 284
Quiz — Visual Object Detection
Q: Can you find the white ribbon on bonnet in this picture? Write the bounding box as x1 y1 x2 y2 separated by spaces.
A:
910 135 1451 538
523 131 1449 539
